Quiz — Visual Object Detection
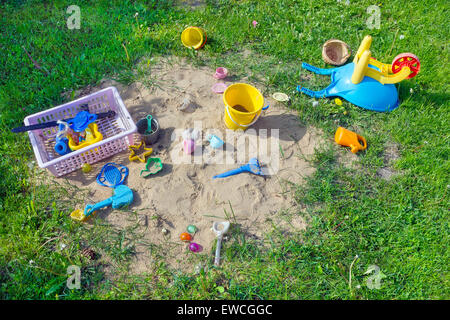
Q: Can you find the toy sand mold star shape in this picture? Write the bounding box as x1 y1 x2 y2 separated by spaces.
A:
128 140 153 162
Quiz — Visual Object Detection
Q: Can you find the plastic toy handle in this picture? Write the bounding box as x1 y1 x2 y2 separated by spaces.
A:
145 115 153 134
11 121 59 133
97 176 107 187
214 236 223 266
84 197 113 216
301 62 336 75
213 166 245 179
11 110 115 133
351 50 371 84
225 106 263 128
262 105 269 111
357 134 367 150
350 136 367 153
298 86 329 98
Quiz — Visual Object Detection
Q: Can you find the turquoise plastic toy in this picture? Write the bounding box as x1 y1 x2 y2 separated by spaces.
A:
84 185 133 216
207 134 224 149
213 157 264 179
297 62 399 112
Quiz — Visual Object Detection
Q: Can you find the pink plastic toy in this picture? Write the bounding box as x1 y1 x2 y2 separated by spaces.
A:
213 67 228 79
211 82 228 94
189 242 200 252
183 139 196 154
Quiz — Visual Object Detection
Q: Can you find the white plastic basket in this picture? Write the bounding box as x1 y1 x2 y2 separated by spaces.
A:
24 87 137 177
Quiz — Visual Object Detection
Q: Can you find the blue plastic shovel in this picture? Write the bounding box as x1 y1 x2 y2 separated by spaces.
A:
84 185 133 217
213 158 264 179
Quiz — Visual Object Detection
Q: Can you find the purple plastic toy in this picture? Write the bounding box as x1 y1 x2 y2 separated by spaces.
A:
189 242 200 252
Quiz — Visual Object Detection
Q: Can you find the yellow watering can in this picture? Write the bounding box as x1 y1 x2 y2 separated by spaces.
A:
335 127 367 153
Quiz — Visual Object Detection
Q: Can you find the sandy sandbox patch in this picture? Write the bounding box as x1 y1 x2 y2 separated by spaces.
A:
63 59 323 273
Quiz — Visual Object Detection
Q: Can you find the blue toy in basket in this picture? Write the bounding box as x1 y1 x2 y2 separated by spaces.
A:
97 163 129 188
51 109 115 155
67 110 99 132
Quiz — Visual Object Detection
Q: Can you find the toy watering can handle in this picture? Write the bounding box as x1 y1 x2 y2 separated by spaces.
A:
350 135 367 153
357 134 367 150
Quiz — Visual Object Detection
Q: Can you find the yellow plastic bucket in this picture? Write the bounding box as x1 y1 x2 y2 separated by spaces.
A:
181 27 207 50
223 83 267 130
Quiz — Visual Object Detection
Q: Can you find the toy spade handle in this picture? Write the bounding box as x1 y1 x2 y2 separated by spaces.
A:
84 197 113 216
11 110 115 133
94 110 116 120
213 166 245 179
11 121 59 133
214 236 223 266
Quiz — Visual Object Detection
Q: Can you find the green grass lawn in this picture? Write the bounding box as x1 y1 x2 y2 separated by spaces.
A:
0 0 448 299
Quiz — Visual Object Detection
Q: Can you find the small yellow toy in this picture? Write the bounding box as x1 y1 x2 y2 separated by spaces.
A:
68 123 103 151
128 140 153 162
70 209 95 222
351 35 421 85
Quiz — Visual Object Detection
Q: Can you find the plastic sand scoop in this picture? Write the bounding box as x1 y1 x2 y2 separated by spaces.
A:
297 62 400 112
144 115 153 134
213 157 264 179
84 185 134 217
212 221 230 266
96 163 129 188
